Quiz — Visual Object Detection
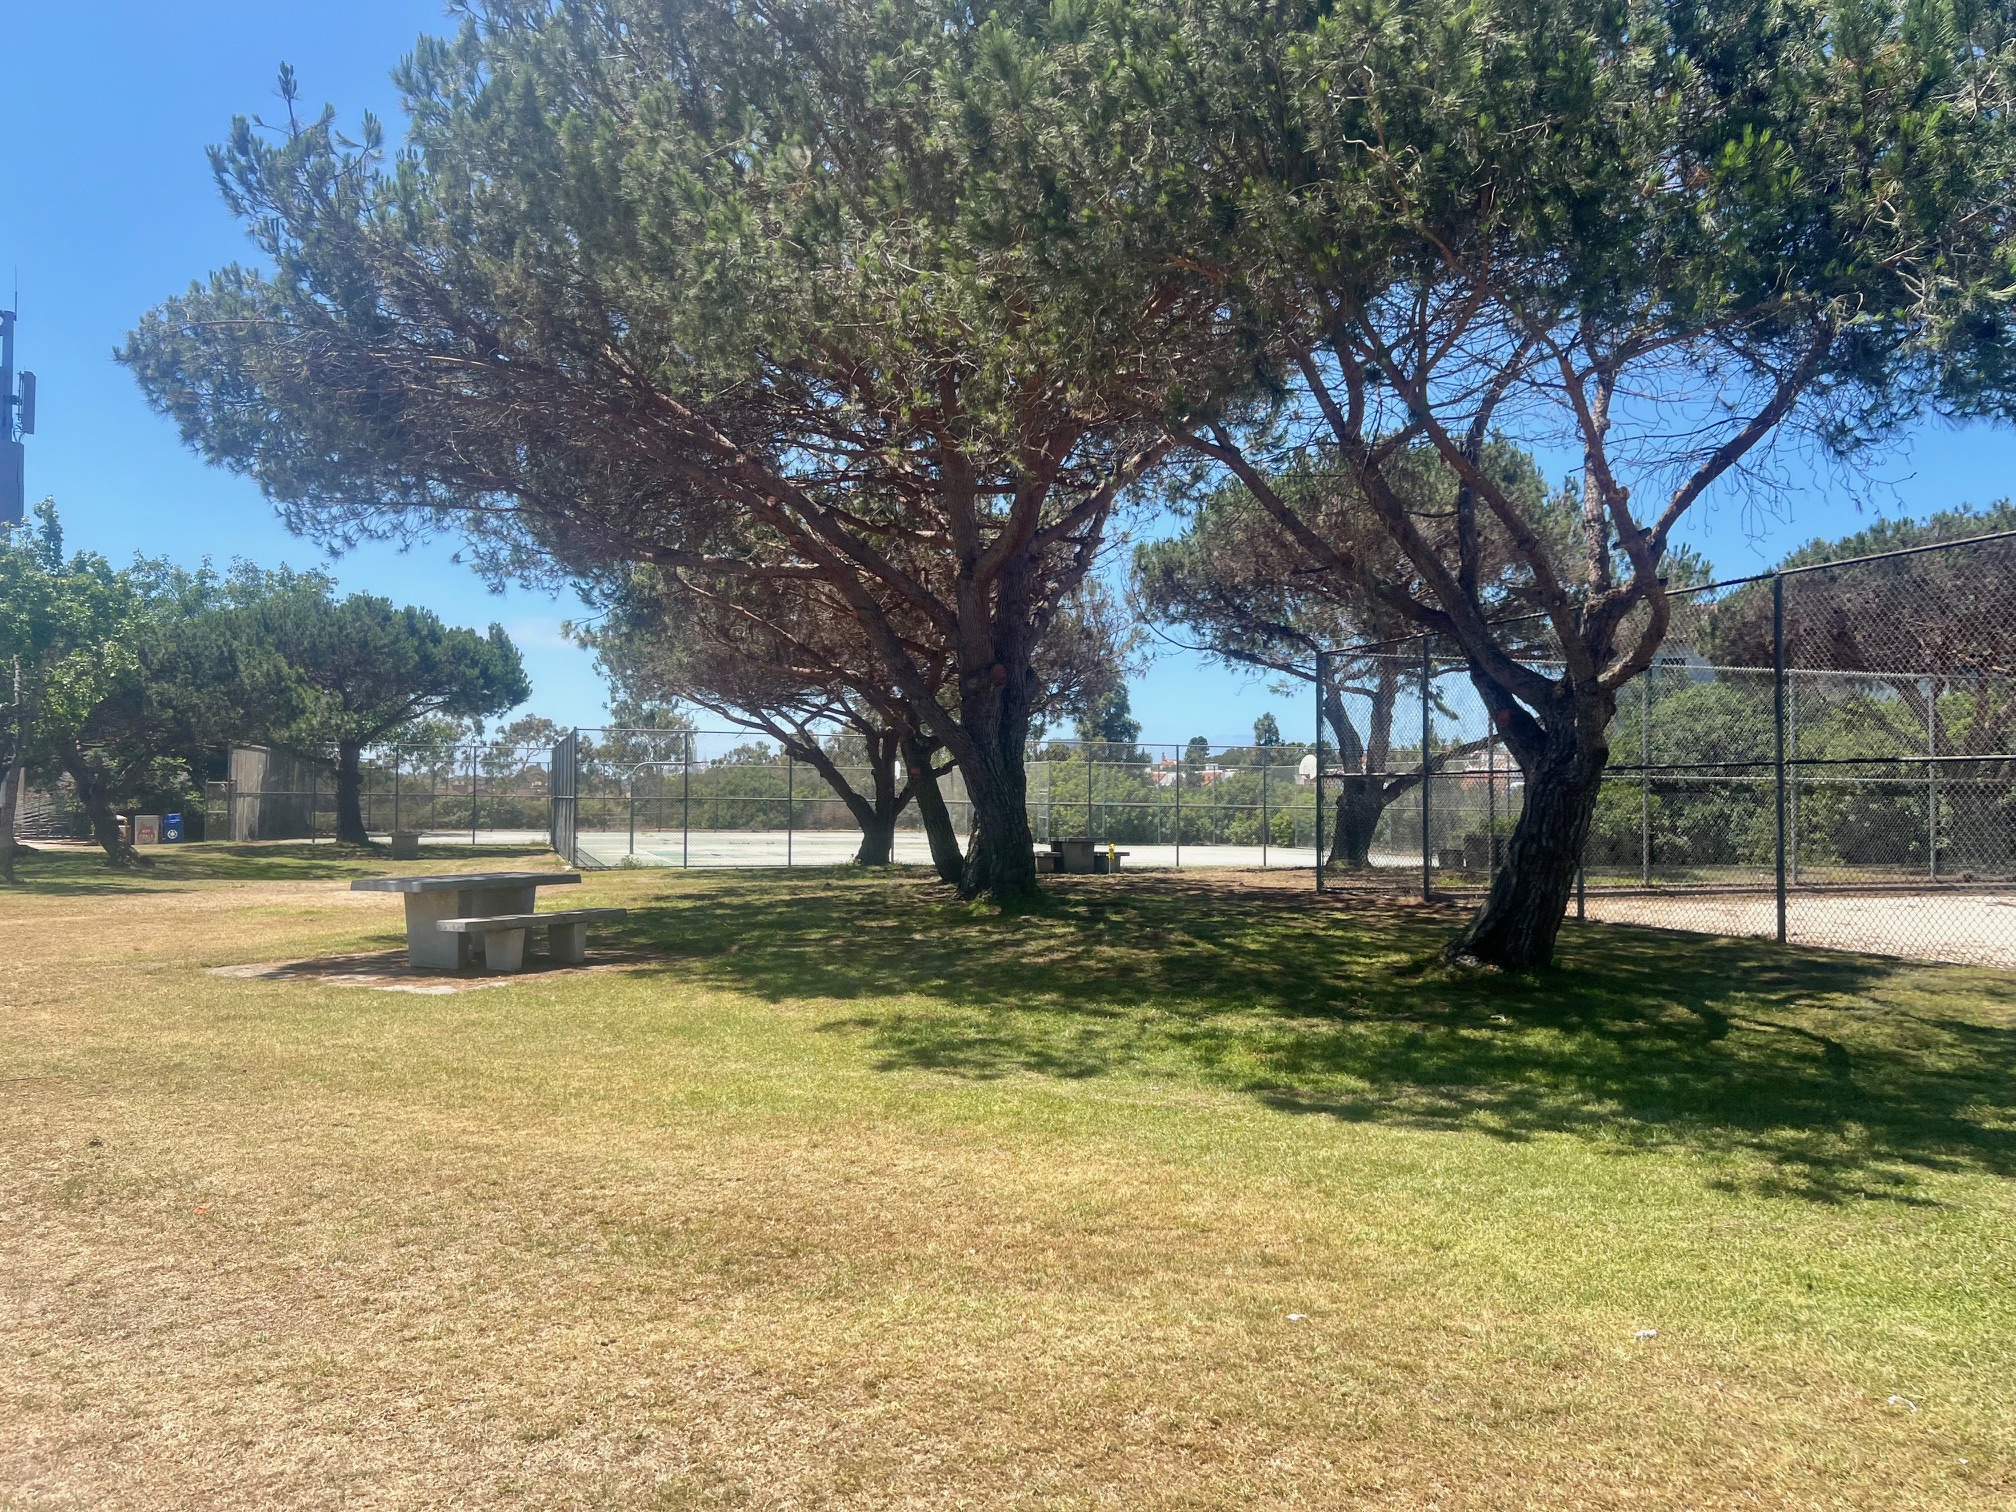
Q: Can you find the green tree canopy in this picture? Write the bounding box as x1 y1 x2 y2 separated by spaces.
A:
1109 0 2016 964
119 6 1233 900
1134 441 1556 866
47 560 307 865
0 505 142 878
234 573 529 845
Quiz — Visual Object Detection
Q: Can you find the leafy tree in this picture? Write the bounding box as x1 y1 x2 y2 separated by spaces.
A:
1252 714 1281 749
232 572 529 845
0 505 141 878
491 713 565 752
583 567 966 878
1135 446 1544 867
1112 0 2016 964
588 560 1131 878
121 7 1229 902
1074 686 1143 765
48 561 300 865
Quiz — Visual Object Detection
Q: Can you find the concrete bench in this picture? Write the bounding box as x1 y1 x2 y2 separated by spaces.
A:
352 871 581 969
436 907 628 972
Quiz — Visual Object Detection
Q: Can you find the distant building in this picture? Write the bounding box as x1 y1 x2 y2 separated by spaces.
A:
1652 645 1716 684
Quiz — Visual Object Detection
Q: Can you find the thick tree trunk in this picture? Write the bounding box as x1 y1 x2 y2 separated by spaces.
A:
855 809 897 865
961 747 1037 901
334 741 371 847
1448 721 1607 970
904 736 966 886
61 741 144 868
940 588 1040 902
1326 776 1392 869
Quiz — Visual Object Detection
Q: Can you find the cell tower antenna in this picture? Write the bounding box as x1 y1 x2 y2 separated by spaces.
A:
1 289 32 525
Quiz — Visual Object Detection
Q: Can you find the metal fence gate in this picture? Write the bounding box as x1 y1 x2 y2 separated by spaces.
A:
550 729 578 866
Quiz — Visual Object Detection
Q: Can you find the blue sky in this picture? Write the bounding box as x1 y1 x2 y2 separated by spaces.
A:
7 2 2016 748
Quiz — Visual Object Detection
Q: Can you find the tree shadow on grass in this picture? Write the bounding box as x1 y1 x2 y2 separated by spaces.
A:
617 870 2016 1202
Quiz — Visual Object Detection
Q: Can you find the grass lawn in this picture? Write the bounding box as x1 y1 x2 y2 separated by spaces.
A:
2 842 2013 1509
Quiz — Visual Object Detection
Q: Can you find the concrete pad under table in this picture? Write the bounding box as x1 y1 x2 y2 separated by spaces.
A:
351 871 582 970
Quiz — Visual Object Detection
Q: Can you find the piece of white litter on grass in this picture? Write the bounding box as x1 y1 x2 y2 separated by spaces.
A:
1634 1329 1658 1340
1287 1313 1307 1322
1887 1395 1919 1412
1490 1014 1509 1023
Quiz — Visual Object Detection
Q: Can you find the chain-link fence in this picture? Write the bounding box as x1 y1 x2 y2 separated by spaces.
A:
206 739 561 845
551 727 1331 869
201 533 2006 972
1313 531 2016 970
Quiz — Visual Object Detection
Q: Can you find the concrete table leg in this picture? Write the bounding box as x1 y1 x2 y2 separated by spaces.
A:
480 926 528 973
549 920 588 965
465 886 538 965
402 892 470 970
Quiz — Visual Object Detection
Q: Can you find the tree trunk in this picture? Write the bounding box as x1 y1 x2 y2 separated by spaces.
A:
937 593 1041 902
0 753 22 883
951 669 1038 903
961 744 1037 901
334 740 371 846
1326 776 1392 869
61 740 144 868
777 726 909 868
904 734 966 886
0 690 34 883
854 810 897 865
1448 721 1607 970
853 731 902 866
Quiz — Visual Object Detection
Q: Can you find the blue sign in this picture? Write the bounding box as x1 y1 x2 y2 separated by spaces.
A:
163 812 183 842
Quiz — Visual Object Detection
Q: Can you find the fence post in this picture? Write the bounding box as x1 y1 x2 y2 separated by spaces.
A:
1314 649 1326 892
786 749 794 866
469 745 478 847
393 749 401 836
628 776 636 857
1928 677 1940 881
310 765 318 844
1420 636 1433 902
1261 750 1270 869
1789 674 1800 885
682 732 692 868
1084 740 1093 838
1174 753 1182 869
1772 572 1789 944
1641 674 1652 886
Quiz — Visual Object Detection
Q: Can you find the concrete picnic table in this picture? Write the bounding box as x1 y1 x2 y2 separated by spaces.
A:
1046 839 1129 875
350 871 581 970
